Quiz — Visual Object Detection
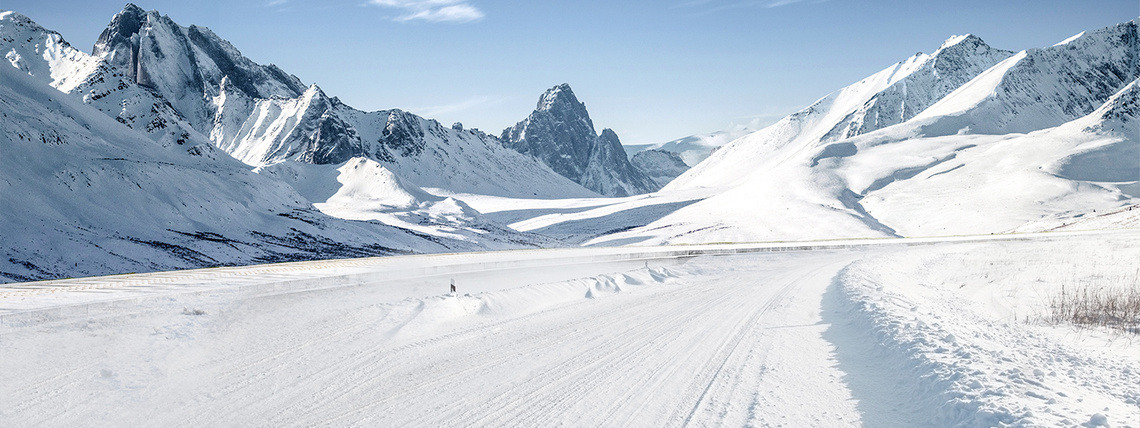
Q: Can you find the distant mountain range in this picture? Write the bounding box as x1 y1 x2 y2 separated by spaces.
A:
0 6 578 281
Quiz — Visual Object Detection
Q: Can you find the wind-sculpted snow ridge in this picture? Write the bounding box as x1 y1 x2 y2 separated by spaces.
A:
829 236 1140 427
502 84 658 196
380 265 686 340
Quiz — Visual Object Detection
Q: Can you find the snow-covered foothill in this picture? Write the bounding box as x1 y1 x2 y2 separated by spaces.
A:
0 64 492 283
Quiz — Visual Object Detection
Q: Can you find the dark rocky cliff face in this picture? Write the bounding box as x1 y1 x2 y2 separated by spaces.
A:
91 3 307 131
631 149 690 189
502 84 657 196
501 84 596 182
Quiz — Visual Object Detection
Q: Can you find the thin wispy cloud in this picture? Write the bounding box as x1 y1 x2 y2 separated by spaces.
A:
673 0 824 13
369 0 485 23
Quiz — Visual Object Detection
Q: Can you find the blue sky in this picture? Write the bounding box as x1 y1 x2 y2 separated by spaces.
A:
7 0 1137 145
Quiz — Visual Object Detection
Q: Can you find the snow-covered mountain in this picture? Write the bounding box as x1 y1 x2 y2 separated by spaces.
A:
92 4 305 132
86 4 593 199
0 63 462 282
590 21 1139 245
667 33 1016 191
502 84 658 196
1 10 206 150
0 9 562 282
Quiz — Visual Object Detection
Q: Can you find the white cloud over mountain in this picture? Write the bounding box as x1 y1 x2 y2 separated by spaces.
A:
369 0 484 23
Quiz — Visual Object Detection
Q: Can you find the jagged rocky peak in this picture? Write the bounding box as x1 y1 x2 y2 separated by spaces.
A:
379 109 428 158
91 3 145 56
537 83 590 115
90 3 307 131
502 83 596 166
502 84 657 196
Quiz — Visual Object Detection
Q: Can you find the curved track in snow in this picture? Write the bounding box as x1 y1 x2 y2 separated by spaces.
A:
1 230 1135 426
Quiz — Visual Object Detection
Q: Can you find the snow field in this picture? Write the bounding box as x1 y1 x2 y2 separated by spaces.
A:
830 233 1140 426
1 231 1136 426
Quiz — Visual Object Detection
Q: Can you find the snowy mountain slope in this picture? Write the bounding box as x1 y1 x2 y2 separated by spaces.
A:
259 158 563 246
848 78 1139 236
1 8 573 278
502 84 658 196
590 21 1138 245
912 19 1139 135
86 5 593 200
667 34 1014 191
91 3 305 132
1 11 206 150
0 64 495 283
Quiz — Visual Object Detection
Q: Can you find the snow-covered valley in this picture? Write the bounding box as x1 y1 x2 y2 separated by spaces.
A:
1 3 1138 425
2 231 1136 426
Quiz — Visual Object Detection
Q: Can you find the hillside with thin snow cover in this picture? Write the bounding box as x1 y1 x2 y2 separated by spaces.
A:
631 149 690 189
590 20 1138 245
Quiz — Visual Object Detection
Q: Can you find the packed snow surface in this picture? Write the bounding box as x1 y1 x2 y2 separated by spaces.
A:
2 231 1136 426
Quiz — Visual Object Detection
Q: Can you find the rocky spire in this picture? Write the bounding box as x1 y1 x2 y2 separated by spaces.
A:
502 84 657 196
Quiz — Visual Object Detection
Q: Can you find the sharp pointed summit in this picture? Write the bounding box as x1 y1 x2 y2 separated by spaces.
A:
502 84 658 196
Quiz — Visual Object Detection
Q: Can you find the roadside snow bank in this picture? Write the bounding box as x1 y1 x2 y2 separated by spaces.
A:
830 234 1140 426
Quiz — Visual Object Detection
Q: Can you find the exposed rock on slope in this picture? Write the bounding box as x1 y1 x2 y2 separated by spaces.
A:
631 149 690 189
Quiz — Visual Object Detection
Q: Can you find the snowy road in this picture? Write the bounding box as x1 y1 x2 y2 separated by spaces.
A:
2 231 1137 426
